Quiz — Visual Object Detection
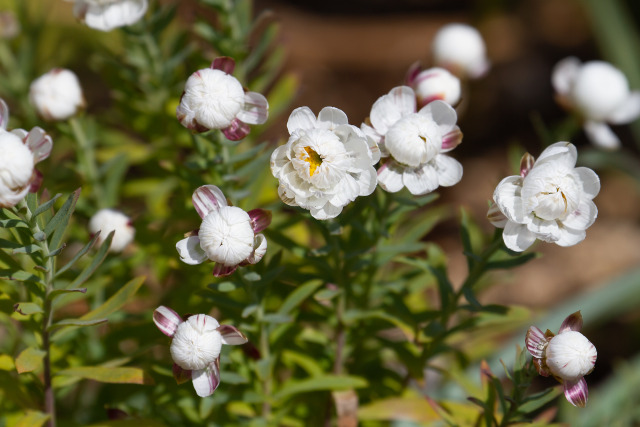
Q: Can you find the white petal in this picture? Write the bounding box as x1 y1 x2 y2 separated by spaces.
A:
309 202 343 220
562 199 597 230
607 92 640 124
176 236 208 265
0 98 8 130
419 100 458 135
377 162 404 193
403 164 439 195
535 141 577 168
287 107 317 134
192 185 227 219
552 57 581 96
191 362 220 397
317 107 348 130
360 123 383 162
556 226 587 247
218 325 249 345
574 167 600 199
487 203 508 228
370 86 415 135
25 127 53 163
503 221 536 252
153 306 182 337
493 175 525 223
435 154 462 187
246 233 267 265
583 121 620 150
237 92 268 125
526 217 561 242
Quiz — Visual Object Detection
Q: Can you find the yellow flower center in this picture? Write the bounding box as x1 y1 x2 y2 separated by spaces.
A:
303 146 323 176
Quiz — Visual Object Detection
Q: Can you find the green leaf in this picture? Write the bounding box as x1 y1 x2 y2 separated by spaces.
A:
0 269 44 286
15 347 46 374
32 193 62 219
13 302 43 315
358 397 440 423
44 188 81 251
55 366 153 385
281 350 324 377
55 232 101 278
48 318 108 331
80 276 145 321
343 309 415 341
277 279 323 315
11 244 42 255
48 288 87 300
486 252 538 270
272 375 368 401
13 411 50 427
0 354 15 371
67 231 114 289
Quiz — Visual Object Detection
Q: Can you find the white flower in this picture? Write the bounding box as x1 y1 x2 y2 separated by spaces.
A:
271 106 378 220
407 66 461 108
526 311 597 407
361 86 463 196
72 0 148 32
489 142 600 252
177 57 268 140
431 23 489 79
29 69 85 121
552 57 640 149
176 185 271 276
88 208 135 252
0 99 52 208
153 306 248 397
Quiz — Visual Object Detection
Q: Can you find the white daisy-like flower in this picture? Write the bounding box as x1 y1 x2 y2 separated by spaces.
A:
153 306 248 397
29 68 85 121
271 106 378 220
177 57 268 141
431 23 490 79
88 208 135 252
175 185 271 277
71 0 148 32
361 86 463 196
406 65 462 108
552 57 640 149
526 311 597 407
488 142 600 252
0 99 52 208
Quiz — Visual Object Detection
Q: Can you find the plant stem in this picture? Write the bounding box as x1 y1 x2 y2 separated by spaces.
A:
258 304 271 418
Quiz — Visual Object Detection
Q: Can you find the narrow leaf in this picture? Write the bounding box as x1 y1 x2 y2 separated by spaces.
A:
44 188 81 251
15 347 46 374
55 232 101 277
55 366 153 385
48 288 87 300
272 375 368 401
48 318 108 331
32 193 62 219
0 269 44 285
14 411 50 427
67 231 114 289
79 276 145 321
13 302 44 315
277 279 323 315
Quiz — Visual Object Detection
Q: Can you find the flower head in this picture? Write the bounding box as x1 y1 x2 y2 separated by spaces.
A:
488 142 600 252
271 106 378 220
431 23 489 79
176 185 270 276
361 86 463 196
88 208 135 252
406 65 462 108
552 57 640 149
29 68 85 121
525 311 597 407
0 99 52 208
153 306 248 397
72 0 148 32
177 57 268 140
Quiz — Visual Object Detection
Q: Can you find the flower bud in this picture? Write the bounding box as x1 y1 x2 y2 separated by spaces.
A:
73 0 148 32
199 206 255 267
572 61 630 121
432 23 489 79
29 69 85 121
89 209 135 253
170 314 222 371
546 330 597 381
411 67 461 107
0 131 34 208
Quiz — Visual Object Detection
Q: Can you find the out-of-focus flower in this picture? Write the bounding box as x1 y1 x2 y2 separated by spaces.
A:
0 99 52 208
488 142 599 252
525 311 597 407
406 65 461 108
553 57 640 149
361 86 463 196
176 185 270 276
271 106 378 220
0 11 20 39
29 69 85 121
177 57 268 141
88 208 135 252
72 0 148 32
431 23 489 79
153 306 248 397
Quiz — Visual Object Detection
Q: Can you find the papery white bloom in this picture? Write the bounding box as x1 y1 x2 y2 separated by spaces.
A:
407 66 461 108
489 142 600 252
432 23 490 79
271 106 378 220
361 86 463 196
89 208 135 252
29 69 85 121
526 311 596 407
0 99 53 208
72 0 148 32
177 57 268 141
153 306 248 397
176 185 271 276
553 57 640 149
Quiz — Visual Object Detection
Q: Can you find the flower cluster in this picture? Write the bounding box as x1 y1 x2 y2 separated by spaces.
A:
488 142 600 252
0 99 53 208
553 57 640 149
176 185 271 276
526 311 597 407
153 306 248 397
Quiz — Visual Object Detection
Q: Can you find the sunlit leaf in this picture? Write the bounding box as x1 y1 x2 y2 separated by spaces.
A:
273 375 368 401
55 366 153 385
15 347 46 374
